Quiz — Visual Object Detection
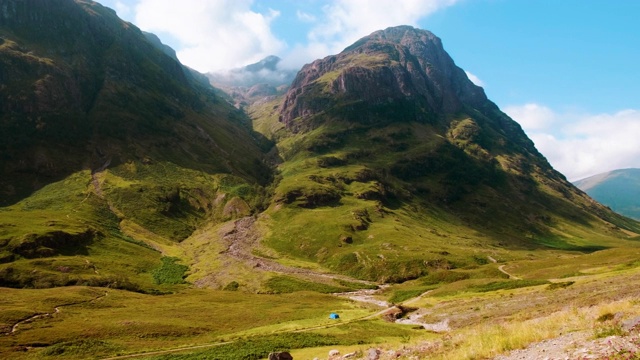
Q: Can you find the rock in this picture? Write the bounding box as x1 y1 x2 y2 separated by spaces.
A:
367 348 381 360
268 352 293 360
622 316 640 331
329 349 340 357
382 306 404 322
343 351 357 358
340 235 353 244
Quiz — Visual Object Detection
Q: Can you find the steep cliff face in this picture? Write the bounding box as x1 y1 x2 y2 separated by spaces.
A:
0 0 270 204
280 26 485 127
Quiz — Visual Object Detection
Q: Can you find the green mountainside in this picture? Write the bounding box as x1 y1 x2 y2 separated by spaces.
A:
250 26 640 282
575 168 640 220
2 3 640 358
0 0 272 290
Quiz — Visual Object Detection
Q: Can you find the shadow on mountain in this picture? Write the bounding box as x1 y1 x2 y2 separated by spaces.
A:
0 0 273 206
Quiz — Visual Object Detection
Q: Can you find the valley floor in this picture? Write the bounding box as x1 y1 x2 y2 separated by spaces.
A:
2 263 640 359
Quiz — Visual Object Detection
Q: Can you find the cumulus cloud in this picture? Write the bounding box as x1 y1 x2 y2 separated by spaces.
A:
503 103 556 131
465 71 484 87
134 0 285 72
282 0 459 68
505 104 640 181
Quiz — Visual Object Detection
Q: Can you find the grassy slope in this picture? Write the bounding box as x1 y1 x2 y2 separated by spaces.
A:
249 95 640 283
3 251 640 359
0 287 374 360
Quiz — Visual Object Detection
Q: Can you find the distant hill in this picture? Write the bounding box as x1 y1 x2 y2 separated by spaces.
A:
207 55 297 108
575 169 640 220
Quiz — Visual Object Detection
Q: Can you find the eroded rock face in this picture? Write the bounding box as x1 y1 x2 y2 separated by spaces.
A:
279 25 487 130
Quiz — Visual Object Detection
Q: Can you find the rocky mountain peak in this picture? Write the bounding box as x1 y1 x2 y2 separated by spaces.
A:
279 25 487 130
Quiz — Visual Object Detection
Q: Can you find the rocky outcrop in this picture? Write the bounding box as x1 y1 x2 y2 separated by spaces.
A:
279 26 487 129
12 229 100 258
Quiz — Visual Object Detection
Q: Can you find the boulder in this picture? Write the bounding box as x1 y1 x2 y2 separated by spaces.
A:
268 352 293 360
367 348 381 360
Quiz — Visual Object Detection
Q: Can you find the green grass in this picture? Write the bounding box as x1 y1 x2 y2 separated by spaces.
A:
152 257 189 285
147 333 355 360
0 171 167 292
264 275 348 294
41 339 122 358
469 279 550 293
389 288 432 304
421 270 471 285
0 287 364 359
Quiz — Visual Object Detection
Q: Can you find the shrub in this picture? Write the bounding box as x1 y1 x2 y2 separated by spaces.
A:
152 257 188 285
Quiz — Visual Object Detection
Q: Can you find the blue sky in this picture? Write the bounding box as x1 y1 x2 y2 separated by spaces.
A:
99 0 640 181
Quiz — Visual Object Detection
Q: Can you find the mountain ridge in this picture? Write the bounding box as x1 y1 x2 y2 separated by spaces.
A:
575 168 640 220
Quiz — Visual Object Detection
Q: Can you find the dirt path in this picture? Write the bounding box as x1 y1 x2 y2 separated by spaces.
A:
5 291 108 336
498 264 521 280
334 287 390 308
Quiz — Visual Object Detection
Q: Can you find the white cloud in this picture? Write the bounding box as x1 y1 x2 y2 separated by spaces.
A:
505 104 640 181
282 0 459 68
296 10 316 23
465 71 484 87
134 0 285 72
504 103 556 131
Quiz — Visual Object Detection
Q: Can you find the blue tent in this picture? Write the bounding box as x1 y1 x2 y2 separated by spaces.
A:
329 313 340 319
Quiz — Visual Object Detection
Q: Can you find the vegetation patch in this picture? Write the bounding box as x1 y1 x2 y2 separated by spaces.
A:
265 275 347 294
547 281 575 290
223 281 240 291
470 279 549 293
152 257 189 285
41 339 121 357
333 279 378 290
421 270 471 285
389 287 432 304
148 333 355 360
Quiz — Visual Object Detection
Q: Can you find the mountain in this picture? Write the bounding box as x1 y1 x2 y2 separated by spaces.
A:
0 0 272 200
0 0 273 289
2 7 640 358
1 0 638 294
251 25 640 281
207 55 297 108
575 169 640 220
